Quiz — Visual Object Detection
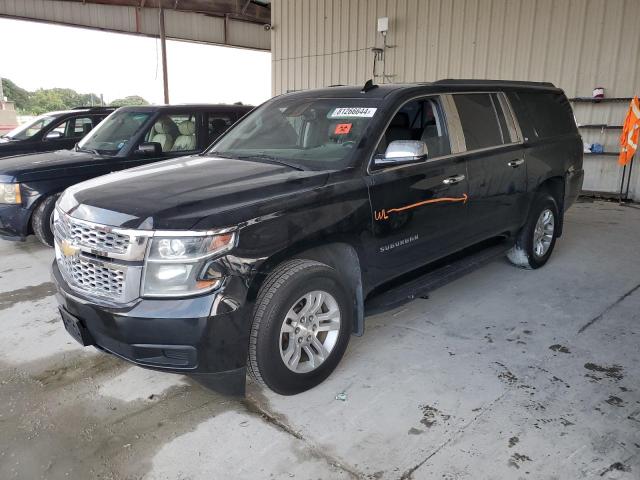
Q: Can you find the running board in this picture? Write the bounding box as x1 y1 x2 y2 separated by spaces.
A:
364 241 512 316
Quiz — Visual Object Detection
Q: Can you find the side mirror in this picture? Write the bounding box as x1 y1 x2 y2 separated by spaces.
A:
45 131 63 140
374 140 428 167
137 142 162 155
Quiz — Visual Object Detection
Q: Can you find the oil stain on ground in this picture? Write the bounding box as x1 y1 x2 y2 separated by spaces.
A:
584 363 624 380
418 404 451 428
0 353 245 480
0 282 56 311
605 395 625 408
508 453 532 469
549 344 571 354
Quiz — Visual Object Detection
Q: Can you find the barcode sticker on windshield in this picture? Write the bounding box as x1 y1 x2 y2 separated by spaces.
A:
329 107 377 118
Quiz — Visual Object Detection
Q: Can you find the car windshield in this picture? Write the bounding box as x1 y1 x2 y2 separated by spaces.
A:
208 97 381 170
2 115 58 140
77 110 151 154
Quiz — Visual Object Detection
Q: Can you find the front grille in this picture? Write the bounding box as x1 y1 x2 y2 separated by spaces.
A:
56 213 131 255
54 210 146 303
58 253 125 299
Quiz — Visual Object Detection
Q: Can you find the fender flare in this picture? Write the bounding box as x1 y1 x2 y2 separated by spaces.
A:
292 243 365 336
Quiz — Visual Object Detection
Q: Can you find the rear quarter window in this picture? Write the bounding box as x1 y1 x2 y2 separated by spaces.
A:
518 92 577 138
453 93 510 150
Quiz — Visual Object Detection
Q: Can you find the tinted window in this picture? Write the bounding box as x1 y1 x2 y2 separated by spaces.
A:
454 93 509 150
519 92 576 138
78 111 152 154
50 116 94 139
206 113 234 144
210 98 381 170
376 97 451 159
4 115 57 140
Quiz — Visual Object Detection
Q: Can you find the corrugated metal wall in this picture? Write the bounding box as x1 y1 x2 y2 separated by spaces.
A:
271 0 640 199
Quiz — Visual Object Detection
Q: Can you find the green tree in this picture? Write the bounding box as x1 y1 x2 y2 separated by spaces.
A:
109 95 149 107
1 78 30 112
1 78 146 114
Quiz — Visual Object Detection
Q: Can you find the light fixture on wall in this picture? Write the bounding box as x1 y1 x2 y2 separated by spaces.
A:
372 17 395 84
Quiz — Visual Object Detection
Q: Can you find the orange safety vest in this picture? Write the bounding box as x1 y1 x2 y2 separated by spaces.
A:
619 96 640 166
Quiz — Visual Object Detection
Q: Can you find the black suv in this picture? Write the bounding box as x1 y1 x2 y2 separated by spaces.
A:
52 80 583 396
0 107 115 158
0 104 252 245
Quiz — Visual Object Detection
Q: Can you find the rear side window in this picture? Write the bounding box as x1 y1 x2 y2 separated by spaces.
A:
206 112 234 144
519 92 576 138
453 93 511 150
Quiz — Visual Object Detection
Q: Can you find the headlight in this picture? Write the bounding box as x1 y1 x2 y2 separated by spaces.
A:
142 232 235 297
0 183 22 204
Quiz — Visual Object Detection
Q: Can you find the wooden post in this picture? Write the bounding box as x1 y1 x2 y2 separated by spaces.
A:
159 6 170 104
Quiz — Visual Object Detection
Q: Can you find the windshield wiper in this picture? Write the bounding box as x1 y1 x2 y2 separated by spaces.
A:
235 154 305 171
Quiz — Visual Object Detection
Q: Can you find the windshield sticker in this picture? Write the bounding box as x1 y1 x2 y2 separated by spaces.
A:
329 107 377 118
334 123 352 134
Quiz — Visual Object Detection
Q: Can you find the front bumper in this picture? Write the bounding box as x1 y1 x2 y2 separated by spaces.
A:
52 261 252 395
0 204 31 240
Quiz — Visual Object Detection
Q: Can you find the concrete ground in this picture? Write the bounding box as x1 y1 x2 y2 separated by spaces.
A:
0 199 639 480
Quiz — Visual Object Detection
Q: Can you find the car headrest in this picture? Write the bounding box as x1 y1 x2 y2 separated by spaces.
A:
178 120 196 136
154 118 174 134
390 112 409 128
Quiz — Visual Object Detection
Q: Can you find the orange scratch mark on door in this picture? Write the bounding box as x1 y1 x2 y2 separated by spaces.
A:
374 193 468 221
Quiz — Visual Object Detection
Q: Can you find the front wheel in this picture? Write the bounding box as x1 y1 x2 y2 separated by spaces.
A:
32 194 60 247
507 193 559 269
248 259 352 395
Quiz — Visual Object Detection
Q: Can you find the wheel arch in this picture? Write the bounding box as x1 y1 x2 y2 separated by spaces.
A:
247 241 366 336
535 175 565 237
27 190 62 236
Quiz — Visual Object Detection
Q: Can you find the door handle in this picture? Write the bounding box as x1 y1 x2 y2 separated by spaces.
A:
508 159 525 168
442 174 465 185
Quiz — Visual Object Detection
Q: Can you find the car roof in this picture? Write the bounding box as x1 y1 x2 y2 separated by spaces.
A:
116 104 253 112
278 79 562 101
41 107 116 117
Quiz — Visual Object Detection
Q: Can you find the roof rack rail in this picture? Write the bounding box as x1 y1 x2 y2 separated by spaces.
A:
71 106 115 110
433 79 556 88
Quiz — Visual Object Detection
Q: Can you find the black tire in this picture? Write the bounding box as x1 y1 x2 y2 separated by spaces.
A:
32 194 60 247
248 259 353 395
507 193 559 269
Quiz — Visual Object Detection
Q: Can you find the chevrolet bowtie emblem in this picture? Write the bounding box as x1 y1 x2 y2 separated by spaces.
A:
60 239 80 257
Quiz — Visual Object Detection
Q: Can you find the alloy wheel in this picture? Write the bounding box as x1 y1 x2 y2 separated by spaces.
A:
533 208 554 258
279 290 341 373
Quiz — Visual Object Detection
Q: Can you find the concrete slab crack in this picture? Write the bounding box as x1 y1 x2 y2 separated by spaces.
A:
244 395 365 479
399 390 510 480
578 282 640 334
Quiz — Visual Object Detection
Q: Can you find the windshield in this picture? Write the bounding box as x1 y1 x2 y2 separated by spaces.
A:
209 97 380 170
78 110 151 154
3 115 57 140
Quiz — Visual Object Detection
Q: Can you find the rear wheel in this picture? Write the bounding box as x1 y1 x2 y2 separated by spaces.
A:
32 194 60 247
248 259 352 395
507 193 559 269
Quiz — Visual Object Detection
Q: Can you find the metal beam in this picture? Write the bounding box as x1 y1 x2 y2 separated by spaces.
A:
0 0 270 51
61 0 271 23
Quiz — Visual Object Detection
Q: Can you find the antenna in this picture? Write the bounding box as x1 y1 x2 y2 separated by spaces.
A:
361 79 378 93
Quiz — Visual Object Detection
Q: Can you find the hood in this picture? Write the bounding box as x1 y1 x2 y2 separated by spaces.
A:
0 149 102 182
63 155 331 230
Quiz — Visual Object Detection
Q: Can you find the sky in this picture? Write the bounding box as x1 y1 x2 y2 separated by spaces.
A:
0 18 271 106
